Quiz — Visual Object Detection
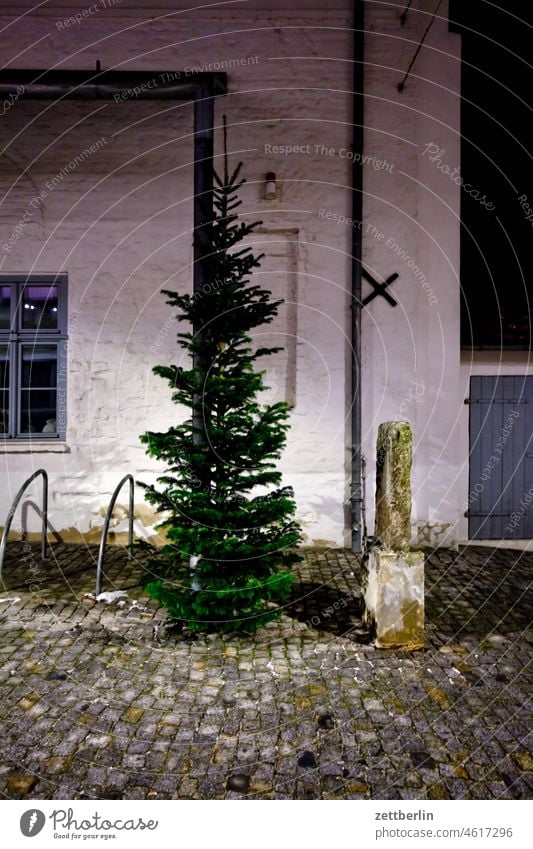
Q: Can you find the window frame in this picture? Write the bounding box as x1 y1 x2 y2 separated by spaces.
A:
0 274 68 441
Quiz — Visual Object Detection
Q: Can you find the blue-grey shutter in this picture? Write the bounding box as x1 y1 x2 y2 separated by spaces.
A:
468 375 533 539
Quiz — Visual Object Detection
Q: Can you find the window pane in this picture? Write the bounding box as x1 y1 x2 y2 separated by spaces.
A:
20 389 57 433
0 287 10 330
21 285 59 330
21 345 57 389
0 345 8 389
0 345 8 433
20 346 57 433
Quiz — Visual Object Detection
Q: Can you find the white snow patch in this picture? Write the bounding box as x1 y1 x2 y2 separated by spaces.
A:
95 590 129 604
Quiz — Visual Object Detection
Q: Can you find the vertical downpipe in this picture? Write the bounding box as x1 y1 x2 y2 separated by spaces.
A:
191 78 216 580
351 0 364 551
193 77 215 455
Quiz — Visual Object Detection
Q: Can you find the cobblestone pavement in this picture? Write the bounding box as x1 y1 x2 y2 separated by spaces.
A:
0 543 531 800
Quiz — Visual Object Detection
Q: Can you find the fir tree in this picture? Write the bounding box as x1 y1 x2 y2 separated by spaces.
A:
140 125 301 633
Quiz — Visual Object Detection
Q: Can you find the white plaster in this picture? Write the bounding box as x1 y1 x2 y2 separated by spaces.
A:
361 2 464 546
0 4 353 544
1 2 524 549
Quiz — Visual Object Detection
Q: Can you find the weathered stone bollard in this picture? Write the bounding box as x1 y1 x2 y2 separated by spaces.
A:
375 421 412 550
362 421 424 649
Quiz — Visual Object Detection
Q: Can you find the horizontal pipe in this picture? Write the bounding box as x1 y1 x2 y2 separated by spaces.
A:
0 69 227 100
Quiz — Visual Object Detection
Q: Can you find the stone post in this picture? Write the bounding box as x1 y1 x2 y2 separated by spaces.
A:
362 421 424 649
375 421 412 550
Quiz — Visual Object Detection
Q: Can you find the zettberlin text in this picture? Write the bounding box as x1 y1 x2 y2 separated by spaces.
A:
375 810 434 821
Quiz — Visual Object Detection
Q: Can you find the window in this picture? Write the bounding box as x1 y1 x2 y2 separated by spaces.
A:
0 275 67 440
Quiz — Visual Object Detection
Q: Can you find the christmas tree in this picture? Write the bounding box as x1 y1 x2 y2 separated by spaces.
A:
140 124 301 633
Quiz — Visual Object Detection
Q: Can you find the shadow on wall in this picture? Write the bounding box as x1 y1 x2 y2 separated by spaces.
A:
18 499 61 544
300 494 349 547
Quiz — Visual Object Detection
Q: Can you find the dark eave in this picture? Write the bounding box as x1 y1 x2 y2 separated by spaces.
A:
0 69 227 100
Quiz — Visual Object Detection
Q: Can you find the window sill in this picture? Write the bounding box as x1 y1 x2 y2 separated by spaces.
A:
0 441 70 454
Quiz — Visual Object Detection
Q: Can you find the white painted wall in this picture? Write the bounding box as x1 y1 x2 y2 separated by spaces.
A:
360 1 464 545
2 1 515 549
0 1 353 545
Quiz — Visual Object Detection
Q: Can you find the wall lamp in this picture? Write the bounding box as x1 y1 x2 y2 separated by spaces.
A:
265 171 277 200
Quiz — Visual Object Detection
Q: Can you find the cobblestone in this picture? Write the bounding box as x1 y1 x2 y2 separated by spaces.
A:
0 542 531 799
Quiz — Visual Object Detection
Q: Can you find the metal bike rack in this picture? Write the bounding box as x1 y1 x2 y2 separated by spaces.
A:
95 475 134 597
0 469 48 585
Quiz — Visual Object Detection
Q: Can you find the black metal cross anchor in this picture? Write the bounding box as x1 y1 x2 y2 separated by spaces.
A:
361 268 399 307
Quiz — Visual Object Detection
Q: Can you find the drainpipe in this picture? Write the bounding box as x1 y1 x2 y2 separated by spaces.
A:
192 77 215 458
191 78 216 581
351 0 364 551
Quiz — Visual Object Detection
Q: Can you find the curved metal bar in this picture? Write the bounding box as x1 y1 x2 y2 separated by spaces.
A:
95 474 134 597
0 469 48 586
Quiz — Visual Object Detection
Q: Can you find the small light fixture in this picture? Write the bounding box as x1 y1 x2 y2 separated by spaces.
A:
265 171 277 200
